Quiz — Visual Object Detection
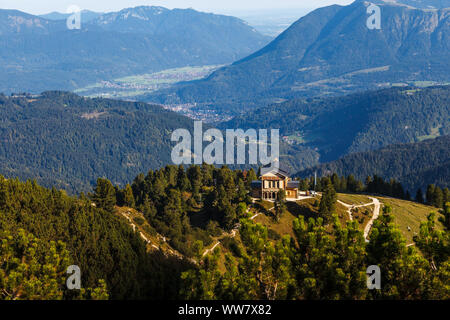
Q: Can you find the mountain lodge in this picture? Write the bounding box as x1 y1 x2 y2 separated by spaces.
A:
251 167 300 201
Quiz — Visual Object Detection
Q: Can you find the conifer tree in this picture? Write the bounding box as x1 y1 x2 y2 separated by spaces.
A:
416 188 424 203
319 180 337 223
246 168 257 189
274 190 286 222
432 186 444 209
366 205 433 299
426 184 436 205
93 178 116 212
443 188 450 209
122 184 135 207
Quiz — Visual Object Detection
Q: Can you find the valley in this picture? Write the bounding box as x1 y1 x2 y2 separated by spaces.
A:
74 65 224 115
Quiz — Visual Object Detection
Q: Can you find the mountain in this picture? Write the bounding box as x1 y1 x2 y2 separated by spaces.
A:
143 0 450 118
381 0 450 9
295 135 450 193
39 10 103 22
0 91 196 193
0 6 271 94
0 9 65 35
221 85 450 166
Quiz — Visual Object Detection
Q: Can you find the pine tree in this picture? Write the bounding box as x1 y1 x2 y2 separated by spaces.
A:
177 165 191 191
426 184 435 205
123 184 135 207
223 204 237 231
416 188 424 203
141 195 156 222
331 173 341 192
236 178 247 202
318 180 337 223
93 178 117 212
405 190 411 201
274 190 286 222
432 186 443 208
246 168 257 189
0 175 10 210
443 188 450 209
443 203 450 230
347 175 358 192
366 205 437 299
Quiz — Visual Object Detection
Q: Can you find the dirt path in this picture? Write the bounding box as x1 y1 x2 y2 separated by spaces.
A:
337 199 376 221
118 211 154 244
202 241 221 257
363 197 381 241
203 200 257 257
337 197 381 241
250 205 274 220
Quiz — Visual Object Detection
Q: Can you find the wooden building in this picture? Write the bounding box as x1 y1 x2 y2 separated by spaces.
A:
251 168 299 200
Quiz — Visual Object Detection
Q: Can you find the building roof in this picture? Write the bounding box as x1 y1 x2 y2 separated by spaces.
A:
287 181 300 189
260 167 290 179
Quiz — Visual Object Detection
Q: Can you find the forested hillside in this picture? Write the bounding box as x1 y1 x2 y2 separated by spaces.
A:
94 164 450 300
0 91 194 193
0 175 192 299
2 165 448 300
296 136 450 193
1 86 447 193
223 86 450 162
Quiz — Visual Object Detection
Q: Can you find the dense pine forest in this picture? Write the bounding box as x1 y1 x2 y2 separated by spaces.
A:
1 165 448 300
296 136 450 193
0 175 192 300
223 86 450 162
1 86 448 194
0 91 194 193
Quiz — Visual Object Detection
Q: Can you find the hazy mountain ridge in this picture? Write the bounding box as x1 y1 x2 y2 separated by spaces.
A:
0 6 271 94
143 1 450 116
0 9 66 35
367 0 450 9
39 10 103 22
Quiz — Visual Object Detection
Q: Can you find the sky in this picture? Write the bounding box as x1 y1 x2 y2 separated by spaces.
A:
0 0 355 15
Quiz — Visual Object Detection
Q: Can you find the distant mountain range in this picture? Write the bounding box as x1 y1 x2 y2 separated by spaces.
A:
377 0 450 9
143 0 450 118
295 135 450 193
0 6 271 94
39 10 103 22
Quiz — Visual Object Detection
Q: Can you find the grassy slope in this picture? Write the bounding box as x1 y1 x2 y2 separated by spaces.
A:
254 194 443 244
376 197 444 244
338 193 372 205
